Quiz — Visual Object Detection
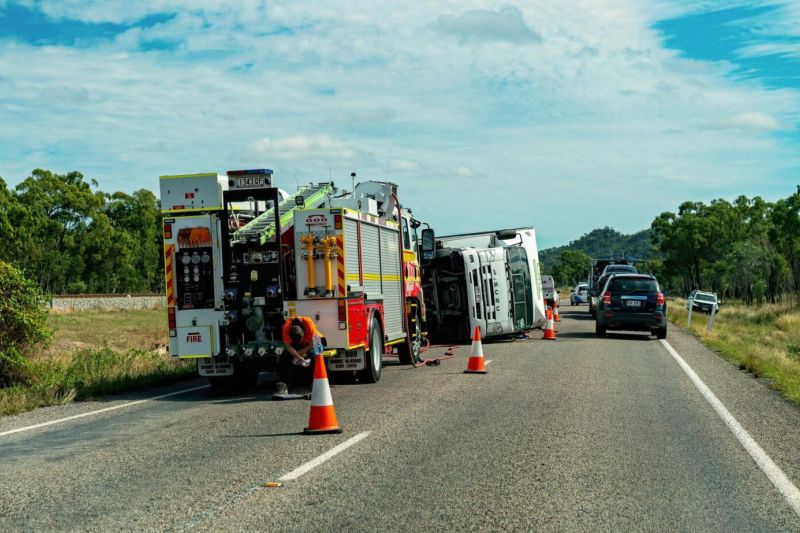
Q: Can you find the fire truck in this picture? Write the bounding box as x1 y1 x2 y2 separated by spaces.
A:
286 180 425 382
159 170 424 388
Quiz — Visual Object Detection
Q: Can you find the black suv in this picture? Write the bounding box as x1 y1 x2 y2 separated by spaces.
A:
589 264 638 318
595 274 667 339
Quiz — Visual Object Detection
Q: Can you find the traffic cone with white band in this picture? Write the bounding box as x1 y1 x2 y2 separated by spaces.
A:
554 304 561 323
543 307 556 340
304 354 343 434
464 326 488 374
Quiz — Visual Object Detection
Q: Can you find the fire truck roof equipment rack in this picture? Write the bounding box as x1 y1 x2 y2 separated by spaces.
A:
233 182 336 245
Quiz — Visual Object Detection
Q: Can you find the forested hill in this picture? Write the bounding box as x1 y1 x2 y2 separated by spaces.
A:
540 227 652 272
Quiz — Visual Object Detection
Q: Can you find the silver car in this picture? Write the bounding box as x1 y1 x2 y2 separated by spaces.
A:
571 283 589 305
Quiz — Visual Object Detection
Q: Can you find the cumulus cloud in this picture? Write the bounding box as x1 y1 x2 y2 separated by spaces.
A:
455 165 479 177
245 135 361 161
436 6 542 44
389 159 419 171
0 1 799 247
722 112 783 132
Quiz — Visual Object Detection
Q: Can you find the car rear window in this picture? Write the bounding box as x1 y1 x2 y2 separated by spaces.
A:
610 278 658 293
607 265 636 273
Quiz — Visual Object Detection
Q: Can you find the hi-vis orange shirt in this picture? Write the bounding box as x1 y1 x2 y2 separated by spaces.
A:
282 316 323 347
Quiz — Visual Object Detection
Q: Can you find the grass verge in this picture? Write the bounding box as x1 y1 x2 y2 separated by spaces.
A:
1 309 194 417
669 297 800 405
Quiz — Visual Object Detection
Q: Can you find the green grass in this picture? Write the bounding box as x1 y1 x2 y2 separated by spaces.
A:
669 297 800 405
1 309 194 417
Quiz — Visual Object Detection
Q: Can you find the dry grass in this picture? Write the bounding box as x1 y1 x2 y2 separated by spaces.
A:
669 297 800 405
43 308 167 359
1 309 193 417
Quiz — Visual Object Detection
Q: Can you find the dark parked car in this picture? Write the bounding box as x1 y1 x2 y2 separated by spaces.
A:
589 263 639 317
595 274 667 339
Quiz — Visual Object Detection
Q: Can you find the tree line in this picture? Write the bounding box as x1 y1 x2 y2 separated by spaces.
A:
0 169 163 295
3 168 798 305
650 190 800 304
547 188 800 305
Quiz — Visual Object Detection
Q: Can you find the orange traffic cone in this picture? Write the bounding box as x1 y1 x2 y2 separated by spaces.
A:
304 354 343 434
554 304 561 323
543 307 556 340
465 326 488 374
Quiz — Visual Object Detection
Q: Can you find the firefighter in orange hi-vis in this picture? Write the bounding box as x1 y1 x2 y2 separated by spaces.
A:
282 316 323 368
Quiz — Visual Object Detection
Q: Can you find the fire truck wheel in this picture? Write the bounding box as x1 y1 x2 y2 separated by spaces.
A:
358 320 383 383
397 305 422 365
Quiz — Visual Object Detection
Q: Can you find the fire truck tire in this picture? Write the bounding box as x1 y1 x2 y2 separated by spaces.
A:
358 319 383 383
397 305 422 365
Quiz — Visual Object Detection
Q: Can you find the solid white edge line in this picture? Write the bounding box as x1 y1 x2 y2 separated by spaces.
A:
279 431 371 481
0 384 211 438
660 339 800 517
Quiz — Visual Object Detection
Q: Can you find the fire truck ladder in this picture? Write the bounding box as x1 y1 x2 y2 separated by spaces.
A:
233 182 335 244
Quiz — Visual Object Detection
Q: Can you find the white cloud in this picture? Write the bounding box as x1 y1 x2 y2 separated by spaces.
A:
722 112 783 132
389 159 419 171
455 165 477 177
436 6 542 44
0 0 798 247
246 135 361 161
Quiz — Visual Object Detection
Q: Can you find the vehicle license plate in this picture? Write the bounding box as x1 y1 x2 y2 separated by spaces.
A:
198 361 233 376
235 176 265 188
626 300 642 308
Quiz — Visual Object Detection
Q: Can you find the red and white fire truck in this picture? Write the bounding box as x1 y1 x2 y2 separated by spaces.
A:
286 180 425 382
160 170 426 387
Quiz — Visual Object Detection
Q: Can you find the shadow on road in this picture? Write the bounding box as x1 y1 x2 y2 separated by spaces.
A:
224 431 305 438
555 331 597 339
603 331 656 341
560 312 593 321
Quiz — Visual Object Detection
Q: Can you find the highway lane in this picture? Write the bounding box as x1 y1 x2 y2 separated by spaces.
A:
2 304 800 531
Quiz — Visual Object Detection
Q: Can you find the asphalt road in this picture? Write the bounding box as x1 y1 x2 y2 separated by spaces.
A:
2 304 800 531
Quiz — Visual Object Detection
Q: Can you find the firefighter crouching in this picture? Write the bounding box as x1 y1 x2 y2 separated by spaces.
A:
279 316 324 384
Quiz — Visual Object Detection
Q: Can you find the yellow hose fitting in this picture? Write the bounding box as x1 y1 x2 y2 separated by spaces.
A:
322 236 335 296
301 234 317 295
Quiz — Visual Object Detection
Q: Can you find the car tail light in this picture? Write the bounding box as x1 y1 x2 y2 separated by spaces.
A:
656 292 665 306
168 306 176 329
602 291 611 304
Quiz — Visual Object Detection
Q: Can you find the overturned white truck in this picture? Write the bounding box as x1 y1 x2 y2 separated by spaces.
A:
421 228 545 342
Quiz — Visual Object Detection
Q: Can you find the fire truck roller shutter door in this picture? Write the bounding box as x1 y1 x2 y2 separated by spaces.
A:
361 223 381 297
344 218 360 291
379 225 404 339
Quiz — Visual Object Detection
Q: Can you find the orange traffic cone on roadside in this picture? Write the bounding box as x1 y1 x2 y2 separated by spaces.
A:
465 326 488 374
304 354 343 434
554 304 561 323
543 307 556 340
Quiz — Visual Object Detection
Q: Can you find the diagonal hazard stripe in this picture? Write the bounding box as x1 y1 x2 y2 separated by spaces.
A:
164 244 176 306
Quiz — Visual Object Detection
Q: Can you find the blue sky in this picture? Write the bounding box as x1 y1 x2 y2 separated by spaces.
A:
0 1 798 248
